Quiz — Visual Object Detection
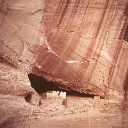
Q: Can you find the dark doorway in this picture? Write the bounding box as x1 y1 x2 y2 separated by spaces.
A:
28 73 62 94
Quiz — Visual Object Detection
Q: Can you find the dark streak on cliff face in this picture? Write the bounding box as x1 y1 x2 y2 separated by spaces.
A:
123 70 128 103
57 0 71 27
85 0 114 83
120 8 128 41
124 24 128 42
123 3 128 42
124 3 128 17
108 3 128 88
121 3 128 113
121 70 128 124
72 0 110 82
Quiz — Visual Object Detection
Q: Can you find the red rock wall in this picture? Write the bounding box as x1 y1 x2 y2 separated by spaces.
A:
0 0 128 98
34 0 128 98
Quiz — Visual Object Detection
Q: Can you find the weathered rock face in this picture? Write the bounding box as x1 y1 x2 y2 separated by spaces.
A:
0 0 44 95
0 0 128 99
34 0 128 99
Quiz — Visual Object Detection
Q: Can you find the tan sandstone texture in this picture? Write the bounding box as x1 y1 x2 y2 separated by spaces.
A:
0 0 128 127
0 0 128 97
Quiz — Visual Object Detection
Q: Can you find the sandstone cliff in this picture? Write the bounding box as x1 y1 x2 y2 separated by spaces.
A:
0 0 128 99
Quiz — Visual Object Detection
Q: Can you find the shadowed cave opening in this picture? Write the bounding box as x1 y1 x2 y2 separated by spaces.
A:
28 73 95 98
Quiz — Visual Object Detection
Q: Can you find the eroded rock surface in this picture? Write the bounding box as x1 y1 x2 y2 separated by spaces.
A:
0 0 43 95
0 0 128 98
34 0 128 98
0 1 128 128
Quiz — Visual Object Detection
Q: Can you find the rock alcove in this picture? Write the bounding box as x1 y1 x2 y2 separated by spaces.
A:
28 73 95 98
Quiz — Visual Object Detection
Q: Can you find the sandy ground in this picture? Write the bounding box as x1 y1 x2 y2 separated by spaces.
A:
0 94 128 128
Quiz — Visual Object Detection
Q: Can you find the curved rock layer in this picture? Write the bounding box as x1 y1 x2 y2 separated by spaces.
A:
0 0 128 98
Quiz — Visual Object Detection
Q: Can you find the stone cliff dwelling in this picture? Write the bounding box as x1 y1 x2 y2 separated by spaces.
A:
28 73 95 97
0 0 128 128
